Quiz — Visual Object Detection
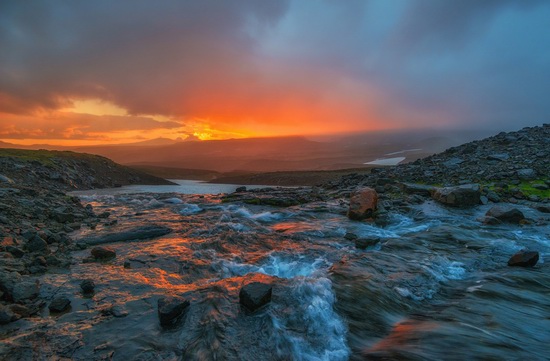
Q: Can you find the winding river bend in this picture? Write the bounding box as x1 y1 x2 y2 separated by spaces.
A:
7 182 550 360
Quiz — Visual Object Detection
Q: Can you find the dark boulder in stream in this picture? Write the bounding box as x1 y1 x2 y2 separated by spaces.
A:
91 246 116 260
348 187 378 220
485 206 525 224
432 184 480 207
49 296 71 313
158 296 190 328
507 251 539 267
239 282 273 312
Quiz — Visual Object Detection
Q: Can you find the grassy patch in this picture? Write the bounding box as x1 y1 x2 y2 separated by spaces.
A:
518 180 550 198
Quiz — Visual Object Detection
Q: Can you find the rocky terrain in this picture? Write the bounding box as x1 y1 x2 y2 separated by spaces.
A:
0 149 173 325
328 124 549 205
0 126 548 360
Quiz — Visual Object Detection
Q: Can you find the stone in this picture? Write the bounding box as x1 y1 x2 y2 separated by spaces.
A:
26 235 49 254
51 207 75 223
532 183 549 191
157 296 190 327
0 305 16 324
348 187 378 220
400 183 435 196
536 205 550 213
80 279 95 294
235 186 247 192
91 246 116 260
487 153 510 161
355 237 380 249
517 168 536 180
344 232 358 241
6 246 24 258
432 184 480 207
80 225 172 245
12 280 39 303
0 174 15 184
239 282 272 312
507 251 539 267
485 206 525 223
49 296 71 312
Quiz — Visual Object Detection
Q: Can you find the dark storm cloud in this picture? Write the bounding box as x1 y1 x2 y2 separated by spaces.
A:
0 0 549 135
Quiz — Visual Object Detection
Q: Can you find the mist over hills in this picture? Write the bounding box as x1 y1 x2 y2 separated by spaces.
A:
0 129 493 173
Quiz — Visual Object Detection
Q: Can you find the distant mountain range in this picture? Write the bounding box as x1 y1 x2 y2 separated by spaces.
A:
0 129 492 173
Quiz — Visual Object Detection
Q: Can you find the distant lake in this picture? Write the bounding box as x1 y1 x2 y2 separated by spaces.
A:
364 156 406 166
70 179 277 196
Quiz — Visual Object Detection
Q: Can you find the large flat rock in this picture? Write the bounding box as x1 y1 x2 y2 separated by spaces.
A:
80 224 172 245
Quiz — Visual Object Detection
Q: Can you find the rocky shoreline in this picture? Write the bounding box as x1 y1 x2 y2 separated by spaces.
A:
0 150 173 324
0 125 548 355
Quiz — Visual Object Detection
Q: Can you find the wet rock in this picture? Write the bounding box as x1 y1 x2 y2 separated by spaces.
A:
51 207 75 223
49 296 71 312
101 304 128 318
355 237 380 249
235 186 247 192
536 205 550 213
97 211 110 219
517 168 536 180
80 279 95 294
91 246 116 260
6 246 24 258
485 206 525 223
487 153 510 161
0 174 15 184
26 235 49 254
348 187 378 220
12 280 39 303
344 232 358 241
157 296 190 327
432 184 480 207
239 282 272 312
81 224 172 245
0 305 16 324
507 251 539 267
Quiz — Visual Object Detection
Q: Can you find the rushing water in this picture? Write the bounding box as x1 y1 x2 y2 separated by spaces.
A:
5 183 549 360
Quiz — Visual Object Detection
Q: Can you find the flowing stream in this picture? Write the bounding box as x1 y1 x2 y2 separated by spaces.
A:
5 183 549 360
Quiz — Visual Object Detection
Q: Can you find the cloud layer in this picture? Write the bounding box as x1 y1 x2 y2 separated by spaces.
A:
1 0 549 143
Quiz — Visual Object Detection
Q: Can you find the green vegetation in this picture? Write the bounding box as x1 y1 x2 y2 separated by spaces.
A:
0 148 104 166
517 180 550 198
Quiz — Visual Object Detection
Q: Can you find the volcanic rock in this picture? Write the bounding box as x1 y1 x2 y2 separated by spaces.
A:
0 305 16 324
27 235 49 254
12 280 39 303
91 246 116 260
348 187 378 220
355 237 380 249
80 225 172 245
485 206 525 223
239 282 272 312
157 296 190 328
49 296 71 312
432 184 480 207
507 251 539 267
80 279 95 294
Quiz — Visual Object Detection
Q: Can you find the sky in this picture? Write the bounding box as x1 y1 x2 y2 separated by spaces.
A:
1 0 549 145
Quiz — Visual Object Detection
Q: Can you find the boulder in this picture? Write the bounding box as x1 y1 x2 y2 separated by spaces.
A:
348 188 378 220
485 206 525 224
26 235 49 254
80 279 95 294
157 296 190 328
400 182 435 196
0 305 16 324
0 174 15 184
49 296 71 312
432 184 480 207
80 225 172 245
355 237 380 249
235 186 247 193
239 282 272 312
12 280 39 303
517 168 536 180
507 251 539 267
91 246 116 260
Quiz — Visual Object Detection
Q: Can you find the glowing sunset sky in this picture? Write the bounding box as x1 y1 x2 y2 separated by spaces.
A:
1 1 549 145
